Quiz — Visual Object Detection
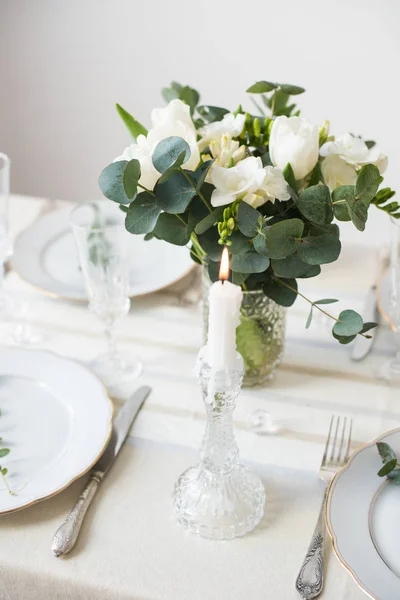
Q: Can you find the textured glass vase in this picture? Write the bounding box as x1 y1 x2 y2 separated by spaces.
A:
173 347 265 539
203 274 286 386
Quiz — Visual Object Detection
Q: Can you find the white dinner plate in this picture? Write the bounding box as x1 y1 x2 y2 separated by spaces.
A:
326 429 400 600
0 347 113 514
12 205 194 301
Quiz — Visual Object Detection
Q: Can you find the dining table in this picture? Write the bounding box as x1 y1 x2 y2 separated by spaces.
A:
0 193 398 600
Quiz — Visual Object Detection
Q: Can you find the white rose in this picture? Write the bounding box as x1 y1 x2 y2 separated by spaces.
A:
114 99 199 190
321 155 357 191
269 116 319 180
320 133 388 174
198 113 246 151
210 156 290 208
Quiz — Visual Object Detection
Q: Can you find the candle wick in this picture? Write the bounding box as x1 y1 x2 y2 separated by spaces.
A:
221 279 225 285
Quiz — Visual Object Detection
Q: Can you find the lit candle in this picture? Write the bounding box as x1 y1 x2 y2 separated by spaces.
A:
206 247 243 370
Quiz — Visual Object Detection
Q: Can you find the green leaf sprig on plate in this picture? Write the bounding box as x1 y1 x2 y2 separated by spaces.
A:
0 410 12 495
98 78 396 346
377 442 400 483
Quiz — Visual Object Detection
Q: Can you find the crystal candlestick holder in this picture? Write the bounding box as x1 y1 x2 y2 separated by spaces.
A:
173 346 266 540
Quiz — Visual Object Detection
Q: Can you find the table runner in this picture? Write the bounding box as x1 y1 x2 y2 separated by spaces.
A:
0 195 395 599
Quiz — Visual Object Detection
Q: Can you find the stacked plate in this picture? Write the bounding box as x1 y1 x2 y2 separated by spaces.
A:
327 429 400 600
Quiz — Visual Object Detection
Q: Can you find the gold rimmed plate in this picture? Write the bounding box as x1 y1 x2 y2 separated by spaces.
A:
0 347 113 514
12 205 195 301
326 428 400 600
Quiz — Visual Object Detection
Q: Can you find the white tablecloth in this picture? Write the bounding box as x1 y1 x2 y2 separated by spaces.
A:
0 195 396 600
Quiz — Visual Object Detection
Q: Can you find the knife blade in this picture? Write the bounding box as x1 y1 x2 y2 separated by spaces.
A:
351 285 379 361
51 385 151 557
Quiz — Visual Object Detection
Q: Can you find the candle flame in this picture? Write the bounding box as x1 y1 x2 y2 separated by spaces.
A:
219 247 230 281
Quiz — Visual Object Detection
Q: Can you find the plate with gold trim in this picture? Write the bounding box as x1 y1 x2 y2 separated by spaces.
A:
12 205 194 301
0 347 113 514
326 429 400 600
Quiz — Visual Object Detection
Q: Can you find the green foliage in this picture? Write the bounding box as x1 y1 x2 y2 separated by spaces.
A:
231 250 270 273
355 164 382 205
161 82 200 115
264 218 304 259
333 310 363 337
155 170 196 214
371 187 400 218
116 103 148 140
152 137 191 181
263 277 298 307
99 160 139 205
123 159 141 200
376 442 400 480
247 81 277 94
297 234 341 265
153 213 189 246
271 254 321 279
279 84 305 95
237 202 262 237
296 185 333 225
195 207 223 235
125 192 161 234
283 163 297 191
197 105 229 123
0 448 10 458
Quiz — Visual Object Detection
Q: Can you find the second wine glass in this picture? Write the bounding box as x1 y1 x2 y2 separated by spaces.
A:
70 200 142 387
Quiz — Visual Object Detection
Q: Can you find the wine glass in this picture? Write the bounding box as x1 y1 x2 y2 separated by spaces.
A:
380 216 400 383
70 200 142 387
0 153 13 315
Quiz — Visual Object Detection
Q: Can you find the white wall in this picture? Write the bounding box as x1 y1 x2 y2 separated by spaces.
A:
1 0 399 246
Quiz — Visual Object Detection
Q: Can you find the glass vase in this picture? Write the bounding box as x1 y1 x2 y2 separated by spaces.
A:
203 273 286 386
173 346 265 539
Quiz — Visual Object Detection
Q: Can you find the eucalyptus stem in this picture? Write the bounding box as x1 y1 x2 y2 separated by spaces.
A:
274 276 369 338
180 169 212 213
138 183 155 195
190 232 206 262
1 471 13 495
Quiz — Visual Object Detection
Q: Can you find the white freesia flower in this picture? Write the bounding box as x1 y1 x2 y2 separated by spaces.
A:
209 134 246 168
321 155 357 191
210 156 290 208
269 116 319 180
320 133 388 174
114 99 199 190
198 113 246 151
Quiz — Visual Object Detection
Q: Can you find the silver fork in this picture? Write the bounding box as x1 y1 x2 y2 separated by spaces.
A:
295 415 353 599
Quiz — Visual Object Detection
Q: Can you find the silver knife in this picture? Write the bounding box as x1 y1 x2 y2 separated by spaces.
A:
351 285 379 361
51 385 151 557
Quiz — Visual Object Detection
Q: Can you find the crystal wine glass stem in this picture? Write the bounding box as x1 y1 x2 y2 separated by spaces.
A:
104 319 117 361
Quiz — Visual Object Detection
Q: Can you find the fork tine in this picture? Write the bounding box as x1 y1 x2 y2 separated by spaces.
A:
330 416 340 461
336 416 347 463
321 415 334 467
345 418 353 461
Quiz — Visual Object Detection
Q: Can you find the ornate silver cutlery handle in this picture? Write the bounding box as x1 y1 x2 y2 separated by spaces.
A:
295 489 327 599
51 471 104 557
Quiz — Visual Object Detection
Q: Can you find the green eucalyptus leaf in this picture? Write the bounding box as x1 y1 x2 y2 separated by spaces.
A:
263 277 298 307
197 106 229 123
333 310 364 337
125 192 161 234
361 322 378 334
192 162 214 191
99 161 131 205
153 213 189 246
230 230 251 254
237 202 262 237
377 442 397 464
161 81 182 103
198 227 222 261
207 259 220 283
152 137 191 175
331 185 353 221
123 159 141 200
253 232 270 256
387 470 400 484
155 170 196 214
332 331 357 344
279 83 305 95
378 459 398 477
314 298 339 305
0 448 10 458
305 307 313 329
194 207 223 235
283 163 297 192
309 161 323 187
347 198 368 231
308 222 340 238
265 218 304 259
246 81 277 94
356 164 382 206
231 250 270 273
232 271 248 286
296 184 333 225
188 195 210 233
296 234 341 265
180 86 200 115
1 467 7 476
116 103 148 140
271 254 320 278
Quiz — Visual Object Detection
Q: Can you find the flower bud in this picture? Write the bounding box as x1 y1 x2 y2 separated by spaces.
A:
227 217 235 230
319 120 330 147
253 117 261 138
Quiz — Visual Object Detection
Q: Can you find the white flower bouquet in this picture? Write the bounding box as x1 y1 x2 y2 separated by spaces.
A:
99 80 397 345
